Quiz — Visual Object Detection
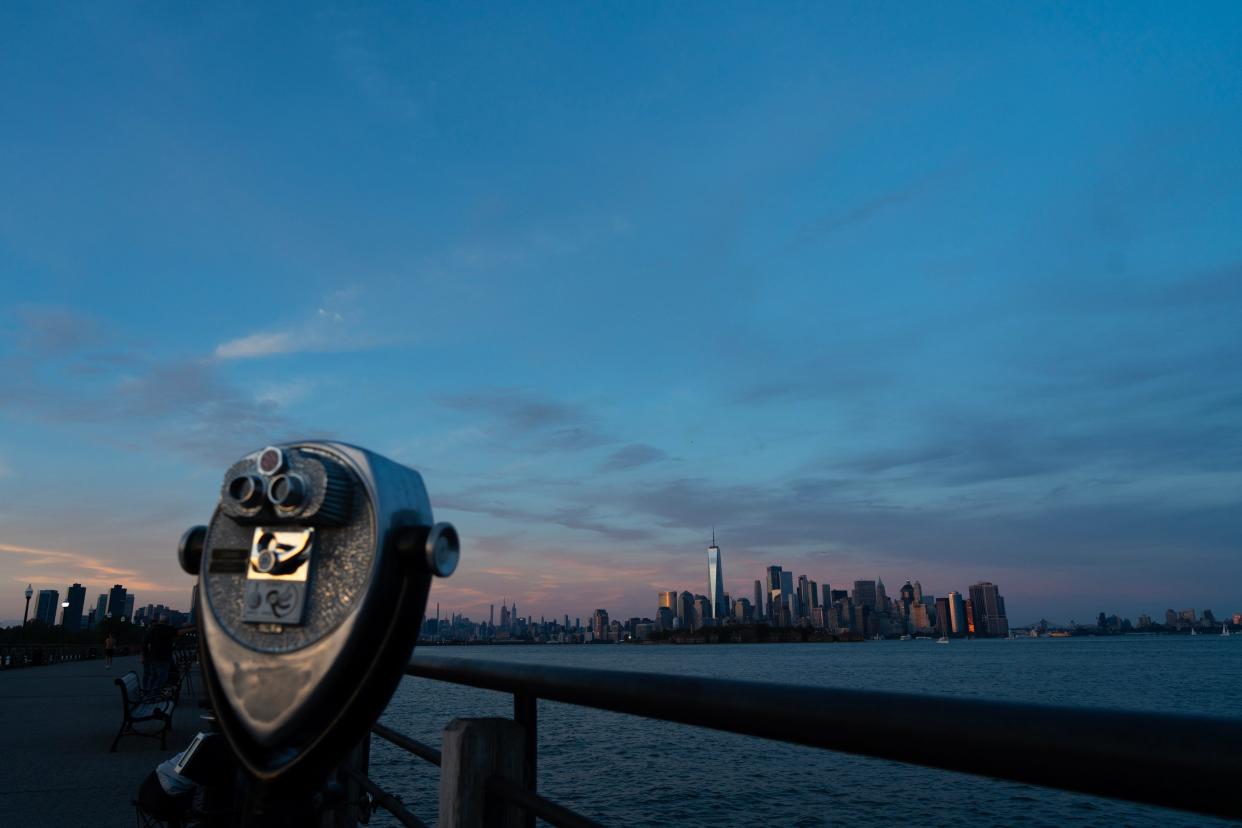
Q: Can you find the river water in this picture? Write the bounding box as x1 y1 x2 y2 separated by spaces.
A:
371 636 1242 826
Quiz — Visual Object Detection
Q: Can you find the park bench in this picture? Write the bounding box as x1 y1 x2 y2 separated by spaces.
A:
111 670 174 752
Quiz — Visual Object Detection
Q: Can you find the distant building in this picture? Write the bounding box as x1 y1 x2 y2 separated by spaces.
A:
853 580 877 610
753 580 764 621
124 595 135 621
827 599 852 633
693 595 712 629
35 589 59 626
63 583 86 632
678 591 694 629
766 566 783 620
936 596 951 637
733 597 752 622
95 594 108 622
875 578 888 611
107 585 127 621
797 575 812 621
853 604 874 637
591 609 609 639
659 591 677 614
779 570 796 625
821 583 832 611
969 582 1009 637
910 602 933 633
948 591 966 635
707 538 725 620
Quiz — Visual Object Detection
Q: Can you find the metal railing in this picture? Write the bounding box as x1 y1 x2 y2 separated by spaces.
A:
0 643 102 669
361 656 1242 826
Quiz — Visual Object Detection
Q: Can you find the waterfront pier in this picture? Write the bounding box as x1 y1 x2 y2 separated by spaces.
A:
0 655 203 826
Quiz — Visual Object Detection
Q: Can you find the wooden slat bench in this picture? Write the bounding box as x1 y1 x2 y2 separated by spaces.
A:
111 670 174 751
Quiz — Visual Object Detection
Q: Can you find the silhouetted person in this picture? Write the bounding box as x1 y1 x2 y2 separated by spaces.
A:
104 633 116 669
142 615 177 692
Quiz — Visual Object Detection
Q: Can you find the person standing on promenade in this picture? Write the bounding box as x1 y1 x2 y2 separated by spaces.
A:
104 632 116 669
141 615 176 691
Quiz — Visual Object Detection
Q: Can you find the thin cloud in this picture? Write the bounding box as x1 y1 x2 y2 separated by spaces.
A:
786 164 966 251
0 542 182 593
213 301 375 361
439 388 615 452
214 331 295 359
599 443 667 473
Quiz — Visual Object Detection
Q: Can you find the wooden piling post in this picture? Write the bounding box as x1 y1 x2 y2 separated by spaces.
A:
439 718 525 828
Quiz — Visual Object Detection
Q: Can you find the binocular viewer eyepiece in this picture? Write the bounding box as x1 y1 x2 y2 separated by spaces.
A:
179 441 458 784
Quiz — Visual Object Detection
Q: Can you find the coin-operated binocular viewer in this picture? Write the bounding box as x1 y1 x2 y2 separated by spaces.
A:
178 442 459 822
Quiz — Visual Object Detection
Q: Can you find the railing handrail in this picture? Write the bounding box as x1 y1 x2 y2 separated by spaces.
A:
404 654 1242 821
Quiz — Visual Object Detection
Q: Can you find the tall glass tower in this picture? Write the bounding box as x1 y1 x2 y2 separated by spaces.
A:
707 533 725 621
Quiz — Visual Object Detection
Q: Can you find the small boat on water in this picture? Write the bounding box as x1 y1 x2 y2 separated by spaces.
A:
1191 628 1198 636
899 634 912 641
936 635 949 644
1223 624 1231 637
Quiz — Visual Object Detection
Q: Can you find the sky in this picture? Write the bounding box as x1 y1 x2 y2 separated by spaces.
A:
1 3 1240 626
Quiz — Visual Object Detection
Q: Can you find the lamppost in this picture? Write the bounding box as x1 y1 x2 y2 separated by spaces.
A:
22 584 33 640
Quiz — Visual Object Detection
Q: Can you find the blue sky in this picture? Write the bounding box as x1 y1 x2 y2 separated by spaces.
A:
1 3 1240 625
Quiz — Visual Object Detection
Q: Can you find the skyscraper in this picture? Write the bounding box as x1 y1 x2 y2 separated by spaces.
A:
935 596 951 637
766 566 782 620
968 582 1009 637
753 579 763 621
853 580 877 610
659 590 678 615
678 591 694 629
692 596 712 629
35 589 59 626
821 583 832 610
124 594 135 621
797 575 811 621
707 536 725 620
107 584 127 620
95 593 108 622
63 583 86 632
948 591 966 635
591 609 609 639
779 570 796 625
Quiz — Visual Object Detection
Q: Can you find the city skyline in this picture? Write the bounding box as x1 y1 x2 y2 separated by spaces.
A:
7 531 1232 635
3 5 1241 624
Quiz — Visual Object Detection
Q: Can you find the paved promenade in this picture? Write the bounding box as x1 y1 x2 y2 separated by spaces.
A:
0 655 207 827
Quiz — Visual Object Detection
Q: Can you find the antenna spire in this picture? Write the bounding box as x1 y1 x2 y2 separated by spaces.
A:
711 525 716 546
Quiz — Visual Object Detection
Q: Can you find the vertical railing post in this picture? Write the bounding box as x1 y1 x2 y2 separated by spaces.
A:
513 692 537 828
439 718 524 828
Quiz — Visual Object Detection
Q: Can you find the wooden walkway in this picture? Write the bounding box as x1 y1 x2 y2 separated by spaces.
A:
0 654 207 827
